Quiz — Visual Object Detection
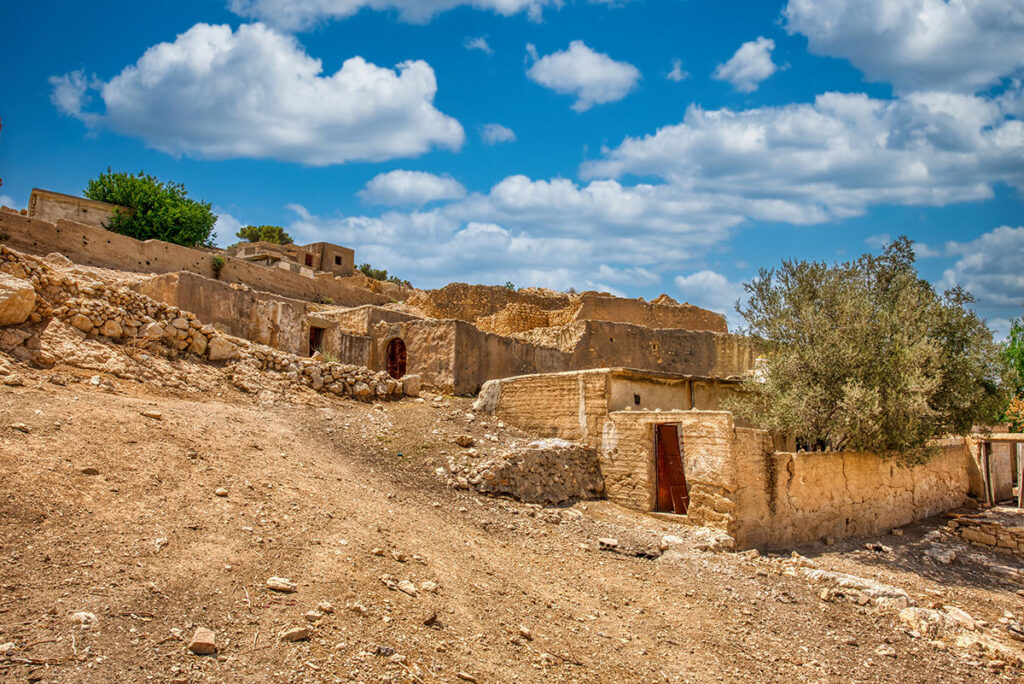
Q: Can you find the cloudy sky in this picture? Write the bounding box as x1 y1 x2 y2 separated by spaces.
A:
1 0 1023 334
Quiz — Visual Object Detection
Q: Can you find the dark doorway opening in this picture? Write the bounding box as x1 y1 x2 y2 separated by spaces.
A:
655 424 689 514
308 326 325 356
386 338 407 379
304 253 314 267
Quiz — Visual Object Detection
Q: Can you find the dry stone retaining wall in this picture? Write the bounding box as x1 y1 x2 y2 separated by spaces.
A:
0 244 412 401
948 513 1024 557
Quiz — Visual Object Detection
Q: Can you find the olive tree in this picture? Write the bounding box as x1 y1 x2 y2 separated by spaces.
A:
730 237 1009 463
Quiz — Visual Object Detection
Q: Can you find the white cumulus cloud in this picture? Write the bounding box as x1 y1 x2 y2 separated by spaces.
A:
480 123 517 145
784 0 1024 93
939 225 1024 312
50 23 464 166
359 170 467 206
526 40 641 112
0 194 20 210
228 0 553 29
583 89 1024 222
712 36 777 93
674 270 747 329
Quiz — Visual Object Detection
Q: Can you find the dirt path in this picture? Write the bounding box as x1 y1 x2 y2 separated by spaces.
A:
1 362 1021 683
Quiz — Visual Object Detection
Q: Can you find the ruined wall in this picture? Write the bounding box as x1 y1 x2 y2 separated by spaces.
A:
132 272 309 356
565 322 756 378
452 320 569 395
406 283 570 323
731 438 971 549
28 189 123 228
475 369 611 441
598 409 970 549
368 319 457 388
573 295 727 333
0 213 387 307
0 243 408 402
330 305 422 335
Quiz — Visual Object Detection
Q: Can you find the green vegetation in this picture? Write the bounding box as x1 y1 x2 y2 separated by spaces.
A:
210 256 226 279
504 281 516 291
235 224 293 245
84 170 216 247
730 236 1010 462
358 263 411 288
1002 317 1024 430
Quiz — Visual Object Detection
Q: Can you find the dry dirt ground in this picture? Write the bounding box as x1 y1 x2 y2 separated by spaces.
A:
2 358 1023 683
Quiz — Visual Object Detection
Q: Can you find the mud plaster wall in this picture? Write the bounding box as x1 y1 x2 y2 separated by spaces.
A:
483 370 611 441
607 377 691 412
330 306 422 335
564 322 756 378
0 213 387 307
600 411 737 520
28 190 123 228
573 296 727 333
731 438 971 549
133 272 308 356
368 320 456 386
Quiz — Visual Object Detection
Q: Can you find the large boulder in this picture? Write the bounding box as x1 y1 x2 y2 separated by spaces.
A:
0 273 35 326
471 438 604 505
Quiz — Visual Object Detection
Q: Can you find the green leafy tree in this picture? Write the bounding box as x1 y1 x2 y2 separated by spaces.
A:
1002 317 1024 396
235 224 294 245
730 236 1010 462
84 170 216 247
1002 317 1024 429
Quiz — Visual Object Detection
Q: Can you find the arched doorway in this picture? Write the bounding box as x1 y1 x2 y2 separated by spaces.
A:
386 338 407 379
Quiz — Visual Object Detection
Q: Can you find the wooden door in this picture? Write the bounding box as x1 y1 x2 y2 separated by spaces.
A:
386 338 407 379
655 424 689 514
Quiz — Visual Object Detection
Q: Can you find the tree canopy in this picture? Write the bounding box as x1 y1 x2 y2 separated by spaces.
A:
1002 317 1024 430
236 224 294 245
84 170 216 248
730 236 1010 462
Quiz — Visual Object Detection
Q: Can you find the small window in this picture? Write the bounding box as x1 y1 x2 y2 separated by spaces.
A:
334 255 342 266
634 393 641 405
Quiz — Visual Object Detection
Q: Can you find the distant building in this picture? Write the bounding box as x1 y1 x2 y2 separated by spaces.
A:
226 240 354 277
28 188 128 228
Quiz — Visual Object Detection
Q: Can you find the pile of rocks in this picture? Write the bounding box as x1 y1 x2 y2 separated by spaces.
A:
0 244 413 400
445 437 604 505
948 512 1024 558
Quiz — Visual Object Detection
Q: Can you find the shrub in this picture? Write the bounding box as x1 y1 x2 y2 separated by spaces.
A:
211 256 226 279
84 170 216 247
236 224 294 244
504 281 516 291
730 236 1010 462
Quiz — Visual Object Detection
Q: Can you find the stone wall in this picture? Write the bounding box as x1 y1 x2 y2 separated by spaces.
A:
330 305 422 335
574 295 727 333
730 437 971 549
596 411 971 549
0 212 387 307
132 272 308 355
0 244 410 401
948 512 1024 557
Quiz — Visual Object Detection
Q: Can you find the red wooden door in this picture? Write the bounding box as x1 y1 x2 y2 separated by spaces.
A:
655 424 689 514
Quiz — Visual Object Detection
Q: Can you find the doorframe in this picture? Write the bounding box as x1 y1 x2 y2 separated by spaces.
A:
653 422 688 514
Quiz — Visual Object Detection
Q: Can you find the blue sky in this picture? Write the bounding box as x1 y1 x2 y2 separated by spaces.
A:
1 0 1023 334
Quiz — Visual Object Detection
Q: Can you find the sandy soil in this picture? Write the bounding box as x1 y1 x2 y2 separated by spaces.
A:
1 359 1022 683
